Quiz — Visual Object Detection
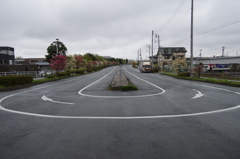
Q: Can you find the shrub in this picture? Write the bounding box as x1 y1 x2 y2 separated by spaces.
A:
151 68 159 73
178 72 190 77
121 85 138 91
93 67 99 71
57 71 71 77
132 65 138 68
0 75 33 86
87 68 93 72
45 74 56 78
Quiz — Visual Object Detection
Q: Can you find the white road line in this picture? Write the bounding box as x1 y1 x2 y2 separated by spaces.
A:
42 95 74 105
151 73 240 96
78 66 166 98
128 65 139 72
0 66 240 119
0 103 240 119
191 89 204 99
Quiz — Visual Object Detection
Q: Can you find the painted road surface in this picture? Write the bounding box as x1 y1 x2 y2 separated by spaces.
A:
0 65 240 159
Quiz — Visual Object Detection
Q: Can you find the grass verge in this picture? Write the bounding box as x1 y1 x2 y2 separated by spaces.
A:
163 73 240 87
0 71 90 92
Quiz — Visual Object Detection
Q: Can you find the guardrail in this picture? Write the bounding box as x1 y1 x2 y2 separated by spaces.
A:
0 71 44 78
0 70 60 78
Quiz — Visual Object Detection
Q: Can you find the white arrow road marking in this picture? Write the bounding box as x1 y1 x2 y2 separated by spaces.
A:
42 95 74 105
191 89 204 99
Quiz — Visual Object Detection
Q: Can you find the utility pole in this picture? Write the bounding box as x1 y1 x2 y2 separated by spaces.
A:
222 46 225 57
137 50 139 62
190 0 194 77
155 34 160 49
199 49 202 57
148 44 150 59
152 30 154 66
140 48 142 61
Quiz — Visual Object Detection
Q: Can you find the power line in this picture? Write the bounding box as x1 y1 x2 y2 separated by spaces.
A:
155 0 187 33
195 0 209 8
195 18 240 36
160 0 209 41
172 18 240 46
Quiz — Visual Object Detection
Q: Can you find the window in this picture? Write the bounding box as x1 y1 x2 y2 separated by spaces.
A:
165 56 171 59
8 51 14 55
0 50 7 54
31 60 38 62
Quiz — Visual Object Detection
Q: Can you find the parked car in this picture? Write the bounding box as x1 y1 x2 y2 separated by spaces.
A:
39 71 45 77
46 71 52 75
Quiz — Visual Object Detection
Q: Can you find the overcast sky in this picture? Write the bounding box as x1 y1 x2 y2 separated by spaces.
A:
1 0 239 60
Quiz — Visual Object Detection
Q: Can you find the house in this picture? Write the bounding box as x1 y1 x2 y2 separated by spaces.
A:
156 47 187 72
0 46 15 65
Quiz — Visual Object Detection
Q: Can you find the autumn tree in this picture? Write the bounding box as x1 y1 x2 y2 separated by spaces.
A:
46 39 67 62
49 55 67 73
74 54 86 70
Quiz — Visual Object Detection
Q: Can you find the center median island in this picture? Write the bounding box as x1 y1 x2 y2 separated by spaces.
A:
109 67 138 91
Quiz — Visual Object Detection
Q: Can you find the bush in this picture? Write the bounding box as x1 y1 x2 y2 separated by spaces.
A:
120 85 138 91
0 75 33 86
151 69 159 73
57 71 71 77
132 65 138 68
45 74 56 78
93 67 99 71
178 72 190 77
76 70 85 74
87 68 93 72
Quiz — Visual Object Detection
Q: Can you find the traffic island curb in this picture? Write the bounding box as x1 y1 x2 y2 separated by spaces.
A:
109 66 138 91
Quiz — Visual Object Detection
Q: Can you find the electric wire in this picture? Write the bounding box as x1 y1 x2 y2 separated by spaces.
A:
172 18 240 46
155 0 187 33
161 0 209 36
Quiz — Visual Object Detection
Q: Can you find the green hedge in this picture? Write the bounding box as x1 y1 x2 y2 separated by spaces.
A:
178 72 190 77
87 68 93 72
93 67 99 71
57 71 71 77
0 75 33 86
151 69 159 73
120 85 138 91
69 68 86 74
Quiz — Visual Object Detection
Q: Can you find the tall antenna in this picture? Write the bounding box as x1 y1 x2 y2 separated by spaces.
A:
222 46 225 57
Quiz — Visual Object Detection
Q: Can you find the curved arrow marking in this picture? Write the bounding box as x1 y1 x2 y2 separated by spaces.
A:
42 95 74 105
191 89 204 99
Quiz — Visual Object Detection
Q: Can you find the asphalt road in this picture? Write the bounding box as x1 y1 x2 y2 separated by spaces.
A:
0 65 240 159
